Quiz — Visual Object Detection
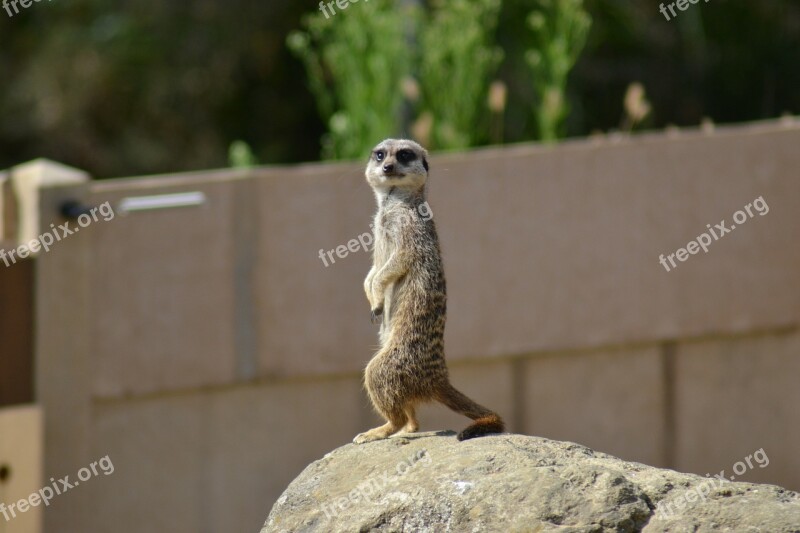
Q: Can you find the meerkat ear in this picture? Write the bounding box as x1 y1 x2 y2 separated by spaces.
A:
423 158 429 172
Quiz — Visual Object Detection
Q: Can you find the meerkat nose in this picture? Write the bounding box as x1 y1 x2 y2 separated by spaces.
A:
383 163 394 173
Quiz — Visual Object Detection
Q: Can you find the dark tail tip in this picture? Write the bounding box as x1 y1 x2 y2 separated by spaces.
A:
457 415 505 441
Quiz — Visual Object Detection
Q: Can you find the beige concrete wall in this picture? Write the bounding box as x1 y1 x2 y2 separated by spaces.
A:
248 122 800 376
86 178 246 397
14 119 800 531
520 345 667 468
673 330 800 491
81 377 364 533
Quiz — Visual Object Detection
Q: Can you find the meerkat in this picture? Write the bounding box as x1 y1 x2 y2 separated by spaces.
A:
353 138 505 444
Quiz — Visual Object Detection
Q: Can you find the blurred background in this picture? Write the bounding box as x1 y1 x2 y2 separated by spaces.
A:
1 1 799 532
0 0 798 175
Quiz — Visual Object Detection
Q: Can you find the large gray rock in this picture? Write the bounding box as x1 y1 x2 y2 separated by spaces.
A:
262 432 800 532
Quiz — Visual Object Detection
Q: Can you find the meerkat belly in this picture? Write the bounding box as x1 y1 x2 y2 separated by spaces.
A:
381 272 444 352
379 275 404 345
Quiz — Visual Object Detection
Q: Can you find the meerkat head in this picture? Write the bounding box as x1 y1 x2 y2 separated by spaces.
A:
365 139 429 195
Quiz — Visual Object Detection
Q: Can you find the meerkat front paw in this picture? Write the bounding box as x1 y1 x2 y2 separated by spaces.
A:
364 280 374 306
370 306 383 324
364 269 377 305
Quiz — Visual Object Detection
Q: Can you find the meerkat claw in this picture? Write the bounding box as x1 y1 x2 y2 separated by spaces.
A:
353 432 373 444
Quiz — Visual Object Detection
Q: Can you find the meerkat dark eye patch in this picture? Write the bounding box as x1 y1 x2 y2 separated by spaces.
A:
423 158 429 172
396 149 416 164
374 150 386 162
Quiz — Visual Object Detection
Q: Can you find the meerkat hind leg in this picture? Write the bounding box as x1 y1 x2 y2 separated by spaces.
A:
402 405 419 433
353 413 406 444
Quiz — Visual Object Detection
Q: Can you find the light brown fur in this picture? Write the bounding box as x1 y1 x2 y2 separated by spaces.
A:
354 139 505 444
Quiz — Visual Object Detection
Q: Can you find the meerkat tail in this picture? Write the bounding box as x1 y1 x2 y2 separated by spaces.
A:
435 382 505 441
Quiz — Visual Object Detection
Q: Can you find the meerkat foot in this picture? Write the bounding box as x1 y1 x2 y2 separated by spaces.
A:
353 430 385 444
353 420 402 444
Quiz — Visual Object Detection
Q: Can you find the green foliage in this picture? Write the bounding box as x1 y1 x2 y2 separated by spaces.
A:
2 1 799 176
287 1 414 160
525 0 591 142
0 0 324 177
288 0 503 158
228 140 259 168
418 0 503 150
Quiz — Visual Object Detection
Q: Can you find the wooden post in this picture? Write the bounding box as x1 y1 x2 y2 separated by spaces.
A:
2 160 91 532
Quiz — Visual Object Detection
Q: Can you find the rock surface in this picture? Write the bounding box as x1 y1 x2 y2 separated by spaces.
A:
262 432 800 532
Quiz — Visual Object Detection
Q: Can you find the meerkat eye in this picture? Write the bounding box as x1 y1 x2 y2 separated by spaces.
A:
374 150 386 162
396 149 416 164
